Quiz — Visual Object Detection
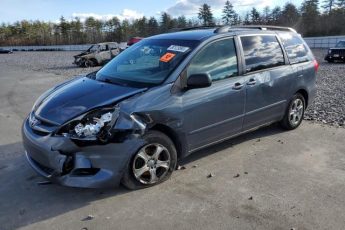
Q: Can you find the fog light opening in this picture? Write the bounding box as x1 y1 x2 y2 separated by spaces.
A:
62 156 74 175
71 168 100 176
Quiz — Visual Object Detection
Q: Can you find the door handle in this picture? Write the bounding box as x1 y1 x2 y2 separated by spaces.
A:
247 79 256 85
232 82 244 90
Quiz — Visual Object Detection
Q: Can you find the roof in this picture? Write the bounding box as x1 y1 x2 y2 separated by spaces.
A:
97 42 118 45
149 29 216 41
147 25 297 41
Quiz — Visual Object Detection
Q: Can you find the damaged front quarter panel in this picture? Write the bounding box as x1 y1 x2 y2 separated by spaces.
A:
113 112 147 135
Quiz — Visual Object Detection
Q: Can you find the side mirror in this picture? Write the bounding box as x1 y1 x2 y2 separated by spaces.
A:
187 73 212 89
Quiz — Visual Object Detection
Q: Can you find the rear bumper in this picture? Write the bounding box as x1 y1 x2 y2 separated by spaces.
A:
22 117 144 188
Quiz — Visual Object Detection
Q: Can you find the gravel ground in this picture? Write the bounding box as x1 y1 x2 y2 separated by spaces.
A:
305 49 345 128
0 49 344 127
0 51 100 77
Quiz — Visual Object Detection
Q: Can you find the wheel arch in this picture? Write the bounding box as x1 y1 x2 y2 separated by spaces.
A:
295 89 309 108
89 58 98 65
150 124 186 160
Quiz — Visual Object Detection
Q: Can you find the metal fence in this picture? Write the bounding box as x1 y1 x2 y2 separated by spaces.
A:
304 35 345 49
0 42 128 51
0 44 92 51
1 36 345 51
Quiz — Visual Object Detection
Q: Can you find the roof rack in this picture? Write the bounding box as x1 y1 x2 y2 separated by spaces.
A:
168 26 217 33
214 25 297 33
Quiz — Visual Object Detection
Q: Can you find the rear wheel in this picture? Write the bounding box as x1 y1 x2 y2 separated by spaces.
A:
280 93 305 130
121 131 177 190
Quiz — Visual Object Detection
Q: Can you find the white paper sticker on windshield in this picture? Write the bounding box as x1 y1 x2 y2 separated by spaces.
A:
167 45 190 53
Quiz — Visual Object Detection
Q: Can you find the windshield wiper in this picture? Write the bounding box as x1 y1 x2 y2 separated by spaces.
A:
98 77 128 87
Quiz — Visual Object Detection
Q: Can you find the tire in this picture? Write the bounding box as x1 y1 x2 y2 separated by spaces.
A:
77 60 84 67
84 59 96 68
280 93 306 130
121 130 177 190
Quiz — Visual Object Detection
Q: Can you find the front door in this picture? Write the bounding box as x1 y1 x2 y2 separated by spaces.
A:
180 37 246 151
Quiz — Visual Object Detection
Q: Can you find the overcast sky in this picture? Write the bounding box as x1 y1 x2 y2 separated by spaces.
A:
0 0 303 23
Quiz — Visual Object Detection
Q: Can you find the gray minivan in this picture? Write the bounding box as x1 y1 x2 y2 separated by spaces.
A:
22 26 318 189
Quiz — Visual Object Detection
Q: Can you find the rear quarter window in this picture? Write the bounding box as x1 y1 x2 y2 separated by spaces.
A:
278 33 311 64
240 35 285 73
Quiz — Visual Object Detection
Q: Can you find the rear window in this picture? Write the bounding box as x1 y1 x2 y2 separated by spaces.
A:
240 35 285 73
279 33 310 64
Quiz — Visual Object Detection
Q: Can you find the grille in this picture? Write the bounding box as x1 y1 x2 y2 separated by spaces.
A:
29 113 58 136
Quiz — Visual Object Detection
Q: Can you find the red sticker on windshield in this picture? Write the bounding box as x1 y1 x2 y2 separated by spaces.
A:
160 52 176 62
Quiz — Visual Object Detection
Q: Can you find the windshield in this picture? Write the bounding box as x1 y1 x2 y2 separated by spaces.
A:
88 45 98 52
96 39 199 87
336 41 345 48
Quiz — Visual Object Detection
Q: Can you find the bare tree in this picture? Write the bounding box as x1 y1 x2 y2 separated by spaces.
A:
322 0 336 13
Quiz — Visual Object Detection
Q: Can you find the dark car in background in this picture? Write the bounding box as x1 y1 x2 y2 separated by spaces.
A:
325 40 345 63
0 48 13 54
23 25 317 190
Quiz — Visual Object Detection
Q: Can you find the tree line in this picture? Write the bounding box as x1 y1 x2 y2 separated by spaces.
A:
0 0 345 46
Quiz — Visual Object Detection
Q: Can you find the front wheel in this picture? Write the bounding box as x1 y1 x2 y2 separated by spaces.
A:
121 131 177 190
280 93 305 130
84 59 96 68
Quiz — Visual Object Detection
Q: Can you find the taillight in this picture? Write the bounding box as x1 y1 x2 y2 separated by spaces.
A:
313 60 319 72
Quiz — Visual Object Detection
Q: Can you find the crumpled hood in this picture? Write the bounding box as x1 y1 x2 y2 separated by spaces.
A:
34 77 146 125
74 51 90 58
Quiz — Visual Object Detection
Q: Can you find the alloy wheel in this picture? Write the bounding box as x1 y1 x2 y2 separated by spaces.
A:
132 143 171 185
289 98 304 126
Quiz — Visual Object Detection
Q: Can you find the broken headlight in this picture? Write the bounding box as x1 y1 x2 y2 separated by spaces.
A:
74 112 112 137
59 107 120 139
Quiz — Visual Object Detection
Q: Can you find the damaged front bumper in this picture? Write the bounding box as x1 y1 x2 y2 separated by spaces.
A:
22 117 144 188
73 56 83 66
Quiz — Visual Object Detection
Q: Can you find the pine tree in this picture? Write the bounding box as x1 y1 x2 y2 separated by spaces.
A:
250 7 261 24
301 0 320 36
147 17 159 35
244 12 251 25
198 4 214 26
177 16 187 28
222 0 237 25
233 15 242 25
281 3 300 27
271 6 282 25
262 6 272 24
59 16 69 44
160 12 173 32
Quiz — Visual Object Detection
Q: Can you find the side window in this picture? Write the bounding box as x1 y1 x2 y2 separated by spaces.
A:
99 45 107 51
109 43 118 50
187 38 238 82
241 35 285 73
279 33 311 64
